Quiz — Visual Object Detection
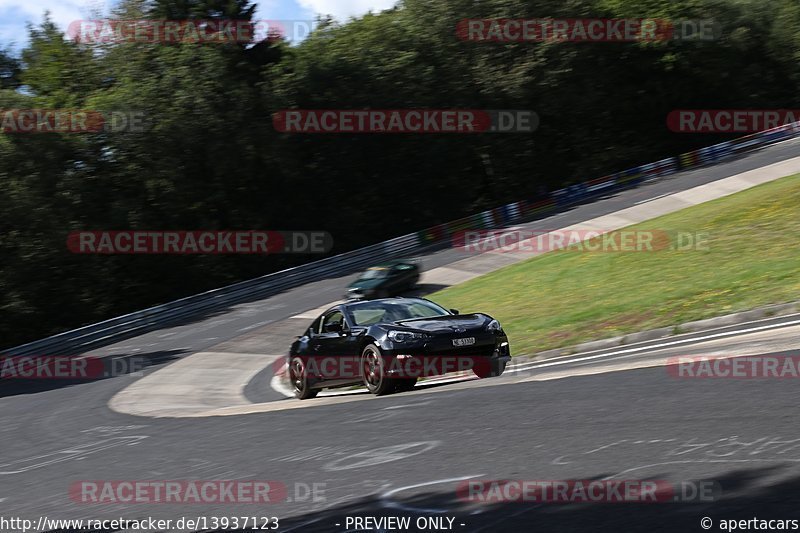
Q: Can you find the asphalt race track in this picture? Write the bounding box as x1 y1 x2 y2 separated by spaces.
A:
3 139 800 532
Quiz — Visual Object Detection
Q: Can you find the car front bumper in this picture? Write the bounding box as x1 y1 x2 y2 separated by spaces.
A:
383 335 511 378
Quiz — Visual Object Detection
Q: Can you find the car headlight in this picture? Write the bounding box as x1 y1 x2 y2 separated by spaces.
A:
486 319 502 333
387 331 429 343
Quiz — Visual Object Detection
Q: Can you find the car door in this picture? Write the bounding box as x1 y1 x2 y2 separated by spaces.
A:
291 316 321 357
313 309 343 354
392 262 417 291
316 308 362 381
384 265 407 293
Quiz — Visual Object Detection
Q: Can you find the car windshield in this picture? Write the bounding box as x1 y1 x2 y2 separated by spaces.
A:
347 300 449 326
357 268 390 280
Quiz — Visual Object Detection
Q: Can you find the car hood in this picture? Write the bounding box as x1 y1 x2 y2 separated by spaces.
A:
393 314 489 332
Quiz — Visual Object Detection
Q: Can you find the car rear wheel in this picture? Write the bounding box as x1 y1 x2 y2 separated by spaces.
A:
289 356 318 400
361 344 395 395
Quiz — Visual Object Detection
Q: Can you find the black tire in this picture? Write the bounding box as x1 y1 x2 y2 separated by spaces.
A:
289 356 318 400
360 344 396 395
394 377 418 392
473 358 507 379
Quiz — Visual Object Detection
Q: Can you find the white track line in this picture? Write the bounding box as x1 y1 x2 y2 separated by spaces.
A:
509 317 800 373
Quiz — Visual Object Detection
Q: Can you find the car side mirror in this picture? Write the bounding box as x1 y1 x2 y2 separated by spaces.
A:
450 308 460 315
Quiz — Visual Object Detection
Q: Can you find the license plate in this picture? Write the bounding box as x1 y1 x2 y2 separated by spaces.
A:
452 337 476 347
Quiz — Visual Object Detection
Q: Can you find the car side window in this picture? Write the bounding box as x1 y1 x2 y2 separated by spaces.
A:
321 310 345 333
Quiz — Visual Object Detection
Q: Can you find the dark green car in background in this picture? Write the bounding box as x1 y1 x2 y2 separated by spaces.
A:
346 260 421 299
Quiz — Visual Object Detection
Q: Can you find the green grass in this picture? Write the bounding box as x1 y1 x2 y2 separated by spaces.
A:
431 174 800 355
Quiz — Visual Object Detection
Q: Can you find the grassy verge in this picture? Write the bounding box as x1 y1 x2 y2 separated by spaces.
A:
431 174 800 355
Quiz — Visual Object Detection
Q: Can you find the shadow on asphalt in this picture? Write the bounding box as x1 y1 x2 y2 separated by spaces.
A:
405 284 451 297
191 466 800 532
31 458 800 532
244 356 477 404
0 349 184 398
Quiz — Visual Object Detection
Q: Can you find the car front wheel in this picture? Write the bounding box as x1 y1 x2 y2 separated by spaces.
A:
473 358 507 379
289 356 319 400
361 344 395 395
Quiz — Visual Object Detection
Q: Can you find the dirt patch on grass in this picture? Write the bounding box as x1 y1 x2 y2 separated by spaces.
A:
547 330 576 342
593 311 656 332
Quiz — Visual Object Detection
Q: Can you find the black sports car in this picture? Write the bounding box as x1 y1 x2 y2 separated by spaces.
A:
345 260 420 299
286 297 511 399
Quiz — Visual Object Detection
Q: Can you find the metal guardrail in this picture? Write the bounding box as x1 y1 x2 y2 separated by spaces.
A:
5 121 800 356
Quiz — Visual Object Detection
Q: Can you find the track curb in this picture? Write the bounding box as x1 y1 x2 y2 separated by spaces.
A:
513 300 800 364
